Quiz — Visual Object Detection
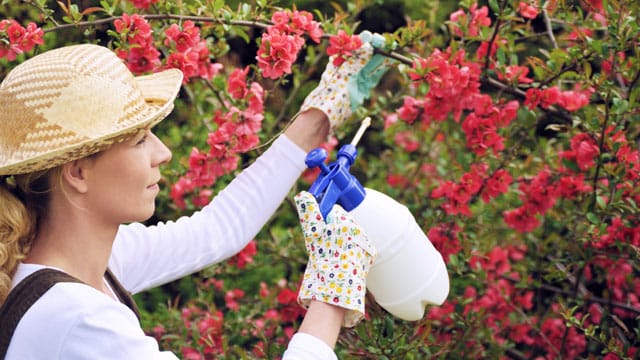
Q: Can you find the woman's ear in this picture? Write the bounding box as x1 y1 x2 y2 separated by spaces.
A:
61 159 90 194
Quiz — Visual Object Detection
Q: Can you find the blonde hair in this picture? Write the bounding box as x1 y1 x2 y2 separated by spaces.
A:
0 168 59 304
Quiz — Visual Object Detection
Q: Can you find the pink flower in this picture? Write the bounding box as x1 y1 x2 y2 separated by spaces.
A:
525 86 566 110
116 45 160 74
290 10 323 42
0 20 44 61
256 10 321 79
558 87 592 111
163 22 220 82
224 288 245 311
113 14 160 74
228 67 249 99
326 30 362 66
256 28 301 79
499 65 534 84
114 14 153 47
449 4 491 37
191 189 212 207
164 21 200 52
394 131 420 152
166 50 199 82
130 0 158 9
397 96 424 124
518 2 539 19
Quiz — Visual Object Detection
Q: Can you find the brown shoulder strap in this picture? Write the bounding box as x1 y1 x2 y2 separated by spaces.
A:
0 268 81 358
104 268 140 320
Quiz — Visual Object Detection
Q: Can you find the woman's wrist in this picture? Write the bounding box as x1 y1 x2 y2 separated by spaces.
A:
283 109 330 152
298 300 346 349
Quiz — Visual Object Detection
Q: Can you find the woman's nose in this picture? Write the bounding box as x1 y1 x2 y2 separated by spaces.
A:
150 132 172 166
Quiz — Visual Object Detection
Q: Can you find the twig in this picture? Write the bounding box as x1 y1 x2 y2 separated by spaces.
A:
542 3 558 49
589 91 610 211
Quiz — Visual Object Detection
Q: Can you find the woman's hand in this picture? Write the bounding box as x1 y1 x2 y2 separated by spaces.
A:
294 191 377 327
299 31 393 130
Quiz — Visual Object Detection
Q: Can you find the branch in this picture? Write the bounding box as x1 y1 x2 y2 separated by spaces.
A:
42 14 271 33
484 0 508 72
502 275 640 315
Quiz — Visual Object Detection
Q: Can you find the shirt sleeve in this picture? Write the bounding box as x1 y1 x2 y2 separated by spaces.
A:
108 134 308 293
283 333 338 360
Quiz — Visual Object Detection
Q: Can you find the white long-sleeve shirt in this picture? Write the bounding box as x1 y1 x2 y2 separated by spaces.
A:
7 135 337 360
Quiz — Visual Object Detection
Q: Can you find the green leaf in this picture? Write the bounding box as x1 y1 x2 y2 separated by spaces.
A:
212 0 225 12
496 47 506 66
596 196 607 210
586 212 599 224
488 0 500 14
100 0 113 15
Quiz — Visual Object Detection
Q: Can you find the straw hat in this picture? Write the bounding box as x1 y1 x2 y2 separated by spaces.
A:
0 44 183 175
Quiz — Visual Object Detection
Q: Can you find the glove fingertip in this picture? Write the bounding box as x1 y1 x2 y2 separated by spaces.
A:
371 33 385 48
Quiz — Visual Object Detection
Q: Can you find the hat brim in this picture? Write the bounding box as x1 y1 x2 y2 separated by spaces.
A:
0 69 183 176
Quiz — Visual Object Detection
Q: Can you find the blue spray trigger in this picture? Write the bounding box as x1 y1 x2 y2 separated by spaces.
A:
305 144 367 220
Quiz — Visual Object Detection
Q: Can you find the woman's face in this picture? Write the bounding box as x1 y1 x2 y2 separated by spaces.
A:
82 130 172 225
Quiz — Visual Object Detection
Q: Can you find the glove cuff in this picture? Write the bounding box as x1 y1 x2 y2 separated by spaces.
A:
298 258 368 328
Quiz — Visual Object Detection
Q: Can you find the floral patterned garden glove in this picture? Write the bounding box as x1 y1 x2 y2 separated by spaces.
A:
294 191 377 327
300 31 394 130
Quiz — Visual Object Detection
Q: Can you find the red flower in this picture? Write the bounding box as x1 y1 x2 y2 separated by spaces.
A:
427 223 463 263
228 240 257 269
503 206 540 233
276 288 298 305
409 49 482 122
481 169 513 202
560 133 599 171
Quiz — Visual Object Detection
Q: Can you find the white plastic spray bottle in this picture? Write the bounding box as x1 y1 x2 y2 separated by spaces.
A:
305 118 449 321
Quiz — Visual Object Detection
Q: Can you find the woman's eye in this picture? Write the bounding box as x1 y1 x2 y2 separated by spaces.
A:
136 135 148 145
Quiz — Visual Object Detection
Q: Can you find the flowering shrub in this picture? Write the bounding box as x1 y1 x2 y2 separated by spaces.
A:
2 0 638 358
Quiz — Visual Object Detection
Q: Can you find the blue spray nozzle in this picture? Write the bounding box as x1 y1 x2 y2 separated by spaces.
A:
306 117 372 219
306 143 367 220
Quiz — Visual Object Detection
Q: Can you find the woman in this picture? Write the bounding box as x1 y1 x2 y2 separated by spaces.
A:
0 42 379 359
